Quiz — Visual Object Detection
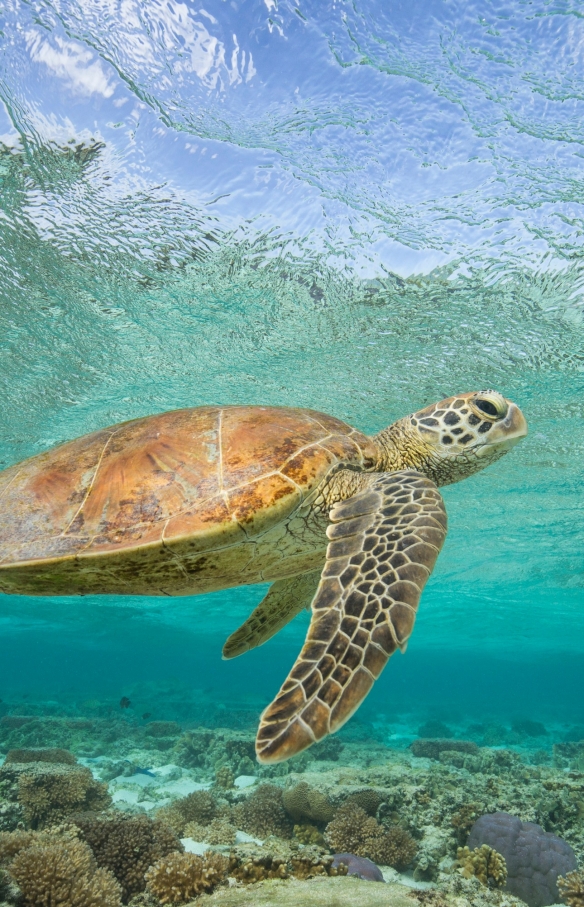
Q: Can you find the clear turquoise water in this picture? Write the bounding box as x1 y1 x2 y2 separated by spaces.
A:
0 0 583 729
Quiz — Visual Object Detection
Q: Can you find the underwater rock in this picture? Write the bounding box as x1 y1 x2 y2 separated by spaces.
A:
145 850 228 904
331 852 384 881
195 875 423 905
511 719 548 739
72 813 183 903
410 739 479 760
468 811 577 907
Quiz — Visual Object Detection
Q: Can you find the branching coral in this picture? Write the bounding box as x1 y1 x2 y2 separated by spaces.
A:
282 782 334 824
215 766 235 790
17 765 110 829
72 813 182 903
293 824 326 846
234 784 292 840
369 826 418 870
9 836 121 907
0 829 36 866
457 845 508 888
183 818 237 845
558 871 584 907
154 790 217 838
145 851 228 904
325 803 416 870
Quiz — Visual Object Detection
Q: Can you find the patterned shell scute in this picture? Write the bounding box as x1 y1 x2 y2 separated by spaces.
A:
0 406 375 569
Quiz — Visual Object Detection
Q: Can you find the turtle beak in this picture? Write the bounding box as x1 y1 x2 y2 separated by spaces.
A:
478 401 528 455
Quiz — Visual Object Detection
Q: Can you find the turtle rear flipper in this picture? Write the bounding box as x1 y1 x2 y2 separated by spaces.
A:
255 471 447 764
222 570 321 659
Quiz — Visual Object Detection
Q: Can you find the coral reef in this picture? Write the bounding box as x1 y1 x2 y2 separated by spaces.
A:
227 841 347 883
293 824 326 846
5 747 77 765
215 766 235 790
155 790 218 838
174 729 256 776
468 811 577 907
232 784 292 840
345 788 384 816
183 818 237 845
0 762 111 829
331 852 384 881
417 721 453 739
410 739 479 760
282 782 334 824
0 829 36 865
143 722 182 739
145 851 228 904
72 813 182 903
325 802 416 869
9 835 122 907
558 870 584 907
457 844 508 887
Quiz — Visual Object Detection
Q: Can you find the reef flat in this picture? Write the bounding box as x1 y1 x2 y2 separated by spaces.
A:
0 695 582 907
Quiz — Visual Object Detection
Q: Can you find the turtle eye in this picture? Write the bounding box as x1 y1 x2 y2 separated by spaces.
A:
472 393 508 420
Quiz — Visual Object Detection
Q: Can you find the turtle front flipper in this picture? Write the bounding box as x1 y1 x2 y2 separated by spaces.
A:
255 470 447 763
222 570 322 659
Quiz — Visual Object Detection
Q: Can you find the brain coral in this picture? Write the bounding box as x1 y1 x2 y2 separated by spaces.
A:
468 812 577 907
72 813 182 902
282 782 334 824
9 837 121 907
145 851 228 904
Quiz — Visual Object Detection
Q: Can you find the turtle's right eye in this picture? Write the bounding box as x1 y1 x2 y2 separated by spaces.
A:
472 392 508 420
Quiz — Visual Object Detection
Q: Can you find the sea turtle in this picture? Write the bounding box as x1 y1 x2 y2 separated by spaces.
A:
0 391 526 762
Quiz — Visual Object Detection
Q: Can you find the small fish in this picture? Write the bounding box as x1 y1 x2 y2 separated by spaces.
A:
120 697 131 709
124 760 155 777
142 712 152 720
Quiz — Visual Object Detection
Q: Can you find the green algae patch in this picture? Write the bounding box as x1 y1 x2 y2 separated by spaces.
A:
198 876 417 906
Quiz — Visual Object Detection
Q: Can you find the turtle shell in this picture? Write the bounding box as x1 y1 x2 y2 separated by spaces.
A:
0 406 376 596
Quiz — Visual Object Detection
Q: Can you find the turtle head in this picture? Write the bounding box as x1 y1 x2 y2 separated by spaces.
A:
376 390 527 486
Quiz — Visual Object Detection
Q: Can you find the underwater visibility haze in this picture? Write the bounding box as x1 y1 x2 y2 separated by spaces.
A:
0 0 583 904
